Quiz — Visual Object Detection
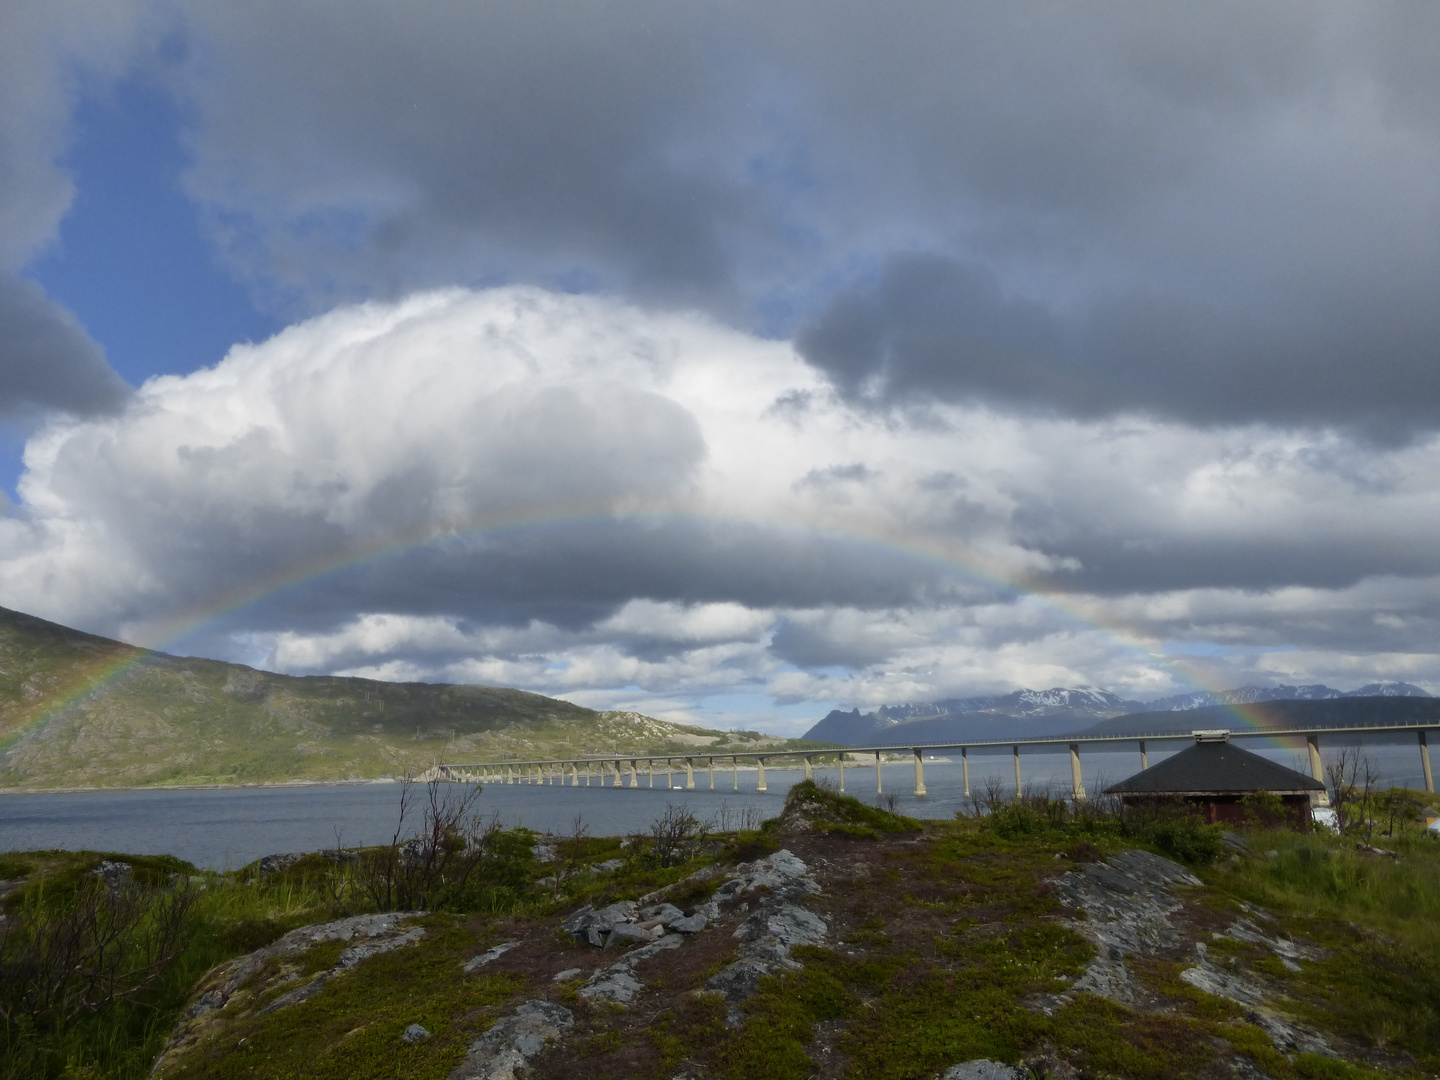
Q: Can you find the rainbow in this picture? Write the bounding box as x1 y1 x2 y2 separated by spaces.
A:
0 508 1285 752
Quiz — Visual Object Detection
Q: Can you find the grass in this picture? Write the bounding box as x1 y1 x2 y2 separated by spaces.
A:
8 783 1440 1079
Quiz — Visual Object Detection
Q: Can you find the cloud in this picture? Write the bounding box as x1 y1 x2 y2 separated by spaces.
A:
796 249 1440 432
4 287 1440 725
142 3 1440 431
0 2 150 416
0 278 129 416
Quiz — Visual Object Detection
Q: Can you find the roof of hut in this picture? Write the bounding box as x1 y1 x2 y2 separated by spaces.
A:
1104 730 1326 796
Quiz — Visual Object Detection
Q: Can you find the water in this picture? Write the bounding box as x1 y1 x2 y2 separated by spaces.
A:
1 735 1429 870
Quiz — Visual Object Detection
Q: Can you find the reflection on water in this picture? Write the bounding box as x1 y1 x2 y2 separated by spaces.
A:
0 733 1428 870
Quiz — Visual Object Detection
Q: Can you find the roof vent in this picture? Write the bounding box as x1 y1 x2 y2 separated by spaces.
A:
1192 729 1231 743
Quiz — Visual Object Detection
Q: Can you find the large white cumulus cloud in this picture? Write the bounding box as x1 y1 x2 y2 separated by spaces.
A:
5 287 1440 730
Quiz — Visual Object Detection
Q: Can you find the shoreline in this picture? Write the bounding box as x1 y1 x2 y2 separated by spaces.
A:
0 777 401 796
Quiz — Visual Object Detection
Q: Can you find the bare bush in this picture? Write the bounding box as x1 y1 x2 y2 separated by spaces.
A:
649 805 710 868
0 873 194 1031
548 815 591 901
1326 748 1380 839
341 777 506 913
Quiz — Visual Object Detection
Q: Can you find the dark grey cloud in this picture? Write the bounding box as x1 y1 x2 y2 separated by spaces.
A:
0 277 129 417
797 252 1440 433
157 1 1440 429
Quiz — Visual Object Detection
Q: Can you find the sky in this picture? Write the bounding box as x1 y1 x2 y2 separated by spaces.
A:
3 2 1440 735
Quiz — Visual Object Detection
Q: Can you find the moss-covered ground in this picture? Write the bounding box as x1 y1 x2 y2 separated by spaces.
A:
5 782 1440 1078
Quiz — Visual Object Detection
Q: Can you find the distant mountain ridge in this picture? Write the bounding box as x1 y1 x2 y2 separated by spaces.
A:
803 681 1432 745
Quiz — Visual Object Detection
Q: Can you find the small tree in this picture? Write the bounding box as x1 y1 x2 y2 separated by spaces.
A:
1326 748 1380 840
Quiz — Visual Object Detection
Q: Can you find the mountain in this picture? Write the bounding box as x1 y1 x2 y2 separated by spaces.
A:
805 682 1434 746
1076 696 1440 738
802 686 1144 745
0 606 815 789
803 708 900 745
1143 682 1430 711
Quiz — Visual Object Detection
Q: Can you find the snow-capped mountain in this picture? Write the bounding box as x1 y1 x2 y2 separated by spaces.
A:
802 682 1432 745
1144 682 1430 711
802 686 1144 744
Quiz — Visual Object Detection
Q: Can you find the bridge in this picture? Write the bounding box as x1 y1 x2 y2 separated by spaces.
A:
424 719 1440 800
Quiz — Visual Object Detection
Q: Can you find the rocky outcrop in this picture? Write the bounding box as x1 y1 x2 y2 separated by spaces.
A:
152 912 426 1075
447 999 574 1080
1052 849 1200 1006
702 849 827 1020
1053 849 1337 1060
941 1062 1028 1080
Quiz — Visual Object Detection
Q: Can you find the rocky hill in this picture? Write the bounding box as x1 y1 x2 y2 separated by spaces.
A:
8 780 1435 1079
0 606 812 789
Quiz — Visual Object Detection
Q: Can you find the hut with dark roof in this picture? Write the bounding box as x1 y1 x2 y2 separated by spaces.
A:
1104 729 1326 828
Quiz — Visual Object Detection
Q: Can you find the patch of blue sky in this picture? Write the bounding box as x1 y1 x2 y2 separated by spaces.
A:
691 692 836 736
25 75 278 388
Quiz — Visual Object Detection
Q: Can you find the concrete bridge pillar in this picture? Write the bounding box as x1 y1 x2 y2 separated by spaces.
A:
612 760 622 788
1307 735 1323 782
1139 740 1148 770
1013 745 1022 799
961 747 969 797
757 756 767 792
1420 730 1434 794
732 756 739 790
838 753 845 793
1069 743 1086 801
648 759 655 789
803 755 813 782
708 757 715 790
875 751 882 795
628 760 639 788
685 758 695 790
912 748 927 796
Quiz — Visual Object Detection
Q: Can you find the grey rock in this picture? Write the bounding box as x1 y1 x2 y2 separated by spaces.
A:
449 999 574 1080
1053 849 1198 1005
1221 832 1254 855
667 913 707 933
606 922 664 947
941 1061 1027 1080
553 968 582 982
579 933 685 1004
258 975 330 1015
562 900 639 944
1182 944 1337 1058
184 912 427 1019
640 902 685 923
1220 918 1325 967
591 858 625 873
1180 949 1268 1007
402 1023 431 1044
579 969 646 1004
703 851 827 1022
464 940 521 973
734 903 827 955
340 927 426 969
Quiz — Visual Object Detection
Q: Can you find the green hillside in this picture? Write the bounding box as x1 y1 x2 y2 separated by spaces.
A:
0 607 806 789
